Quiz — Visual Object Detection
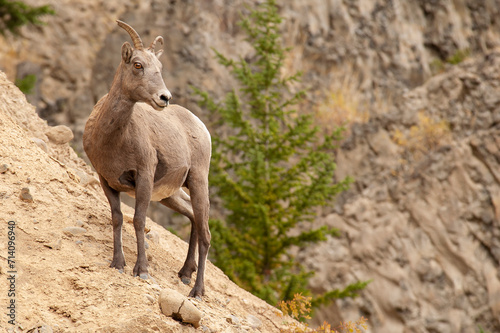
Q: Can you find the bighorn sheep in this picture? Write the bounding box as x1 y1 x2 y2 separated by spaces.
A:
83 20 211 298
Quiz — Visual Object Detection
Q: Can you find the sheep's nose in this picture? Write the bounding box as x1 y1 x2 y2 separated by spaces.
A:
160 91 172 104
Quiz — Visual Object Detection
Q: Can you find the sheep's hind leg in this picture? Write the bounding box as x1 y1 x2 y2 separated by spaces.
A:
186 173 210 299
99 175 126 272
160 188 198 285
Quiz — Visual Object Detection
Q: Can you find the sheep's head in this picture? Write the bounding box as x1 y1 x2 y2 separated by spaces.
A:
117 20 171 111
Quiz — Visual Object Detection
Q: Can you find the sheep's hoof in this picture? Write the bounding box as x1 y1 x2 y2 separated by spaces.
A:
181 277 191 285
139 273 149 280
189 286 205 299
118 269 124 274
110 257 126 270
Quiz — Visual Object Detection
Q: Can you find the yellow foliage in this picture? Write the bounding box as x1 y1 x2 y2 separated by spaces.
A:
313 64 394 137
278 294 312 322
277 294 368 333
317 317 368 333
316 89 369 135
313 64 374 135
392 111 451 162
278 294 312 332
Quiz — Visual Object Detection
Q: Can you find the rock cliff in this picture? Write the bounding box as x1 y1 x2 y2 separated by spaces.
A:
304 49 500 332
2 0 499 148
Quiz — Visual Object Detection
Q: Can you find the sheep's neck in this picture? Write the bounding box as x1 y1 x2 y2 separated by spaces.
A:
97 67 135 135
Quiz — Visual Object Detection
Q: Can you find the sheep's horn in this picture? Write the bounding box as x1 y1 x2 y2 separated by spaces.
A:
148 36 164 52
116 20 144 50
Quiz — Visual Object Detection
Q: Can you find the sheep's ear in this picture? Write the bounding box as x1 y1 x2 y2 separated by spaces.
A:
155 49 163 59
121 42 133 63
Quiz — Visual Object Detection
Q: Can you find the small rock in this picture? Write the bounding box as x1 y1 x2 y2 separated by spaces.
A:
227 315 240 325
75 240 83 245
159 288 202 328
0 164 9 173
145 240 149 249
76 220 84 227
66 169 80 183
31 137 48 153
73 169 99 187
143 293 155 304
148 284 162 296
28 325 53 333
150 284 162 291
44 239 62 250
181 24 191 35
45 125 74 144
246 315 262 329
62 227 87 236
146 230 160 244
40 325 53 333
124 213 134 224
19 187 33 202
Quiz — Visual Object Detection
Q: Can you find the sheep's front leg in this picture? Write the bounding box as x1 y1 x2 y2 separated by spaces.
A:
99 175 125 271
132 173 153 279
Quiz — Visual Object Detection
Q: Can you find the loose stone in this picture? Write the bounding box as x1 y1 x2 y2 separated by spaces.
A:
20 187 34 202
159 288 202 328
45 125 74 144
62 227 87 236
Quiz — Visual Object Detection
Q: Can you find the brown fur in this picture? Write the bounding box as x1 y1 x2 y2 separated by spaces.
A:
83 21 211 298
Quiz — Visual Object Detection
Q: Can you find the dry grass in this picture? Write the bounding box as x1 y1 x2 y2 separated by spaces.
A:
392 111 451 163
315 67 368 133
315 88 369 132
313 64 392 136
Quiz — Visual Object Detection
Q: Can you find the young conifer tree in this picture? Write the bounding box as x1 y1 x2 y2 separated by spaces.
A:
193 0 367 307
0 0 54 36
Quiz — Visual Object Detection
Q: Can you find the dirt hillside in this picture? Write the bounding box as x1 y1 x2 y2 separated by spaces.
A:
0 71 287 332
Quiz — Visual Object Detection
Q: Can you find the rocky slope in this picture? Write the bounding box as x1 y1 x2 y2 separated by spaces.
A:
0 71 288 332
1 1 500 332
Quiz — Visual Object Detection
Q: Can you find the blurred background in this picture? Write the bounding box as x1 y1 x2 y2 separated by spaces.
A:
1 0 500 332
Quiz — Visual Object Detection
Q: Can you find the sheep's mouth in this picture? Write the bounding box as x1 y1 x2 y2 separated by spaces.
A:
152 99 168 110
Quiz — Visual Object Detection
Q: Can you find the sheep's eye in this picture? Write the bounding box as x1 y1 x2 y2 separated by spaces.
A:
134 62 143 69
